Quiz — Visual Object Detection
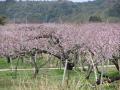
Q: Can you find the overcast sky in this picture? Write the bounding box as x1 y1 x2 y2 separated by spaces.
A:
67 0 94 2
0 0 94 2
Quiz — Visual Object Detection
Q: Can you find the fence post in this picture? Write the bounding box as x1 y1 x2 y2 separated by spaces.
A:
62 59 68 86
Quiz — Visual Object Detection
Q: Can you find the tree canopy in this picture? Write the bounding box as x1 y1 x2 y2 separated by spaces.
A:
108 1 120 18
0 0 120 23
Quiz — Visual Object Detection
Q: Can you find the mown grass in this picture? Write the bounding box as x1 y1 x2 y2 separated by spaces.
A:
0 54 60 69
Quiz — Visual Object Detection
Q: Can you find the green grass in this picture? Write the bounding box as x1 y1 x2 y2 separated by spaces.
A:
0 55 61 69
0 69 120 90
0 57 120 90
0 58 10 69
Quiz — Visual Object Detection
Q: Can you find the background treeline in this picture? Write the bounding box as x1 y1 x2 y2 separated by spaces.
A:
0 0 120 23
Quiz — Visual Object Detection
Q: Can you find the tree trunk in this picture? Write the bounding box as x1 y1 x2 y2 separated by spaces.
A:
31 53 39 78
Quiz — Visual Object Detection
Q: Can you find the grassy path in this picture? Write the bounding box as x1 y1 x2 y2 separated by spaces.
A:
0 65 115 72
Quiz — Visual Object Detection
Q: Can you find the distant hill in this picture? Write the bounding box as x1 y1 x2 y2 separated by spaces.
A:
0 0 119 23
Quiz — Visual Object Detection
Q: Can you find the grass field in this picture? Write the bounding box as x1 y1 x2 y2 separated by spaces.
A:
0 57 120 90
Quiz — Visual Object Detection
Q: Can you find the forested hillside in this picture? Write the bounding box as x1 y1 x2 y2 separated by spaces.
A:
0 0 120 23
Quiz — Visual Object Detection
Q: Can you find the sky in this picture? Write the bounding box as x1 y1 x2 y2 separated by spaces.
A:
0 0 95 2
68 0 94 2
